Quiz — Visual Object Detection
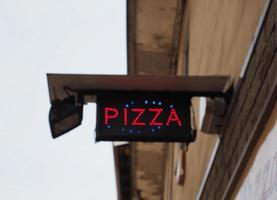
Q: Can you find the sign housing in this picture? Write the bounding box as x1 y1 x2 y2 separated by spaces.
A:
96 91 192 142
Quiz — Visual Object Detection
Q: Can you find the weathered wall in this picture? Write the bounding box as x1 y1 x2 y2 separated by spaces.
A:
233 103 277 199
126 0 270 199
132 143 166 200
200 0 277 198
169 0 266 199
188 0 265 77
128 0 183 75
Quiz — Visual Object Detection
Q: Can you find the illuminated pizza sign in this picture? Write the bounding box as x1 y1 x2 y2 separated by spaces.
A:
96 92 192 142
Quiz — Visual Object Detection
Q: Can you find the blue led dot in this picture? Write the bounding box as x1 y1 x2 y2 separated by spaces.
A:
129 129 133 133
121 128 125 132
158 101 162 106
157 126 161 129
152 101 156 105
125 104 129 108
170 104 174 108
131 101 134 105
137 130 141 134
107 125 111 128
151 128 155 132
145 100 148 104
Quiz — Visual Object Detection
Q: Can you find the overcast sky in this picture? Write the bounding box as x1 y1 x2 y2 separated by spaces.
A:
0 0 126 199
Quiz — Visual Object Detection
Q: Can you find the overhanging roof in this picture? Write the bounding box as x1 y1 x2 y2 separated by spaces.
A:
47 74 231 102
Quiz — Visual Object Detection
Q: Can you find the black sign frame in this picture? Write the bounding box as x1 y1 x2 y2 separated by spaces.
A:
95 91 192 142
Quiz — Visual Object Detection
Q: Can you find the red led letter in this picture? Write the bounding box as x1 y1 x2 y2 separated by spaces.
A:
104 107 119 125
166 108 182 126
149 108 163 126
131 108 145 126
124 108 128 125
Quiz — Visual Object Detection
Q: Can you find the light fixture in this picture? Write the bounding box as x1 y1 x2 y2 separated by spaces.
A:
49 95 83 138
201 97 227 134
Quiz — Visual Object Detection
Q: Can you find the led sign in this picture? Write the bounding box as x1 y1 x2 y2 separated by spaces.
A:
96 92 192 142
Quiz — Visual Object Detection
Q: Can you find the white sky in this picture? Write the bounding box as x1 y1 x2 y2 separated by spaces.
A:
0 0 126 199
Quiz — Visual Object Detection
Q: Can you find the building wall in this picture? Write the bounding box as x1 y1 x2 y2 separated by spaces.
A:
199 0 277 197
125 0 274 199
188 0 265 77
128 0 183 75
233 103 277 200
165 0 266 199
